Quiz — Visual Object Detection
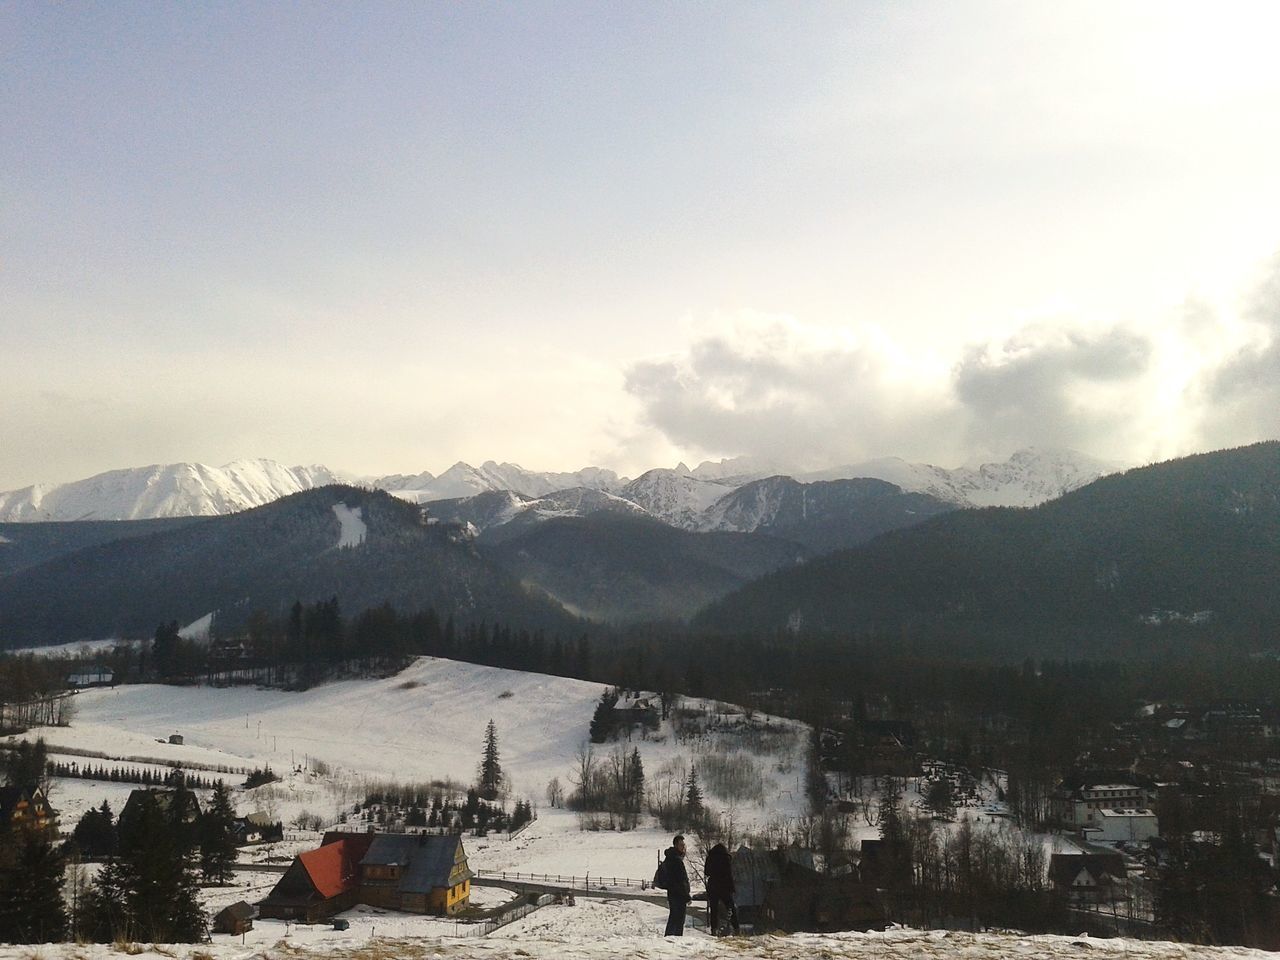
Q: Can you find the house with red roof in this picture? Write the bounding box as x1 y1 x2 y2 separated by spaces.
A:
258 834 375 922
258 832 473 922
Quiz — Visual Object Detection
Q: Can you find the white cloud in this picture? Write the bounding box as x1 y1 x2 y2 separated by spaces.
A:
624 258 1280 471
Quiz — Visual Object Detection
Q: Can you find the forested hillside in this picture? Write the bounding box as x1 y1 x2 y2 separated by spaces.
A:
695 442 1280 659
0 486 579 647
485 512 806 623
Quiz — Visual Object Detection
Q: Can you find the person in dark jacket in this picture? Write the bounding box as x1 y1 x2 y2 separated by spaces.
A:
662 834 691 936
704 842 740 935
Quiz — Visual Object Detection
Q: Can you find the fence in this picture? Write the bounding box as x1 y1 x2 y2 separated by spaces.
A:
455 894 557 937
476 870 649 890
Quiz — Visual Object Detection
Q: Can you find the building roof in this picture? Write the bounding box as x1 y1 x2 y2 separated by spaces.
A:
215 901 258 921
1098 808 1155 818
298 838 370 899
361 834 472 893
1048 852 1126 888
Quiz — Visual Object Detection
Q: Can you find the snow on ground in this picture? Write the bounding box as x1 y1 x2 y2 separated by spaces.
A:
468 808 677 883
8 637 136 658
49 776 154 827
11 657 808 881
0 927 1272 960
332 502 367 547
2 657 1261 958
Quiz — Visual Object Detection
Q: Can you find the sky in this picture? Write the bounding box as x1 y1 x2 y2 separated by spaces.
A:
3 1 1280 490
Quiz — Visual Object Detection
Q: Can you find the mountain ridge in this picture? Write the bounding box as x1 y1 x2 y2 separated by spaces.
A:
0 448 1117 525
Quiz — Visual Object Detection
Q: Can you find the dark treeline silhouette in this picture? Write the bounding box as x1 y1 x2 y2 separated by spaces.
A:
47 760 218 790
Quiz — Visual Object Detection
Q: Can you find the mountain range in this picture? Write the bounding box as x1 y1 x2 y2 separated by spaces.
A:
0 443 1276 655
0 448 1119 528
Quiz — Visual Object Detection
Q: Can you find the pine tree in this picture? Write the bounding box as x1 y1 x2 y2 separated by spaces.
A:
87 792 207 942
478 719 503 800
72 800 117 859
877 776 912 900
589 689 619 743
685 765 704 817
200 781 239 884
627 747 646 813
1 828 68 942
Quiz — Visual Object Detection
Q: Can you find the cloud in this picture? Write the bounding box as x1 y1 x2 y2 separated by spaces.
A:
624 264 1280 471
952 325 1155 458
624 313 960 469
1200 253 1280 445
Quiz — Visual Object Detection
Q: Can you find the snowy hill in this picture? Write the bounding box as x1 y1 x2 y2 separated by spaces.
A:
429 487 648 542
382 461 625 503
0 459 345 522
18 656 811 872
620 469 739 529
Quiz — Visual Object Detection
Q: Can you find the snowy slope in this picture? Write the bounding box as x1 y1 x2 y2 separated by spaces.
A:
384 462 625 503
0 460 345 521
25 657 810 830
620 469 738 529
430 487 649 540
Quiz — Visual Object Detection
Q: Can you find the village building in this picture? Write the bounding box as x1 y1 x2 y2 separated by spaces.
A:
259 832 473 922
66 666 114 689
1093 808 1159 844
120 787 203 825
232 812 283 846
212 901 257 935
1048 851 1129 904
0 783 57 833
1050 778 1151 827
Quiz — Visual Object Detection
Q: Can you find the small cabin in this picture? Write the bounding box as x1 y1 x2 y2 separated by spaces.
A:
212 901 257 935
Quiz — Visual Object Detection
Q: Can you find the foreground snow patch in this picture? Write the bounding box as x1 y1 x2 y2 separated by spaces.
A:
0 927 1270 960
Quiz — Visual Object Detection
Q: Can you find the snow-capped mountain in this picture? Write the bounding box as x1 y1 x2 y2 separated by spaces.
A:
378 461 624 503
619 469 739 529
802 447 1122 508
0 459 345 522
0 448 1118 526
685 454 785 484
699 474 959 553
427 486 647 540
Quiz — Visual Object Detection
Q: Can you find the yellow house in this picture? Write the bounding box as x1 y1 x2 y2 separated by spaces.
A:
357 834 473 915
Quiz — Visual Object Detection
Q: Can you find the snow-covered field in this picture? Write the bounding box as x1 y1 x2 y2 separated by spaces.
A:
26 658 810 841
0 925 1267 960
1 657 1226 958
7 657 809 894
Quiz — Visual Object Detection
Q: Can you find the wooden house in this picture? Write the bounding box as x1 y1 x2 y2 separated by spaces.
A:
357 834 473 914
212 901 257 935
120 787 202 827
1048 852 1128 904
0 784 57 834
259 832 472 921
258 834 374 922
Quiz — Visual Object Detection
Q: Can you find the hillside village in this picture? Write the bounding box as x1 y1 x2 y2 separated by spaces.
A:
4 649 1280 951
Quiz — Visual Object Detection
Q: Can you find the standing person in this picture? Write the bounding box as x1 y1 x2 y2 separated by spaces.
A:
704 842 740 935
661 834 692 936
